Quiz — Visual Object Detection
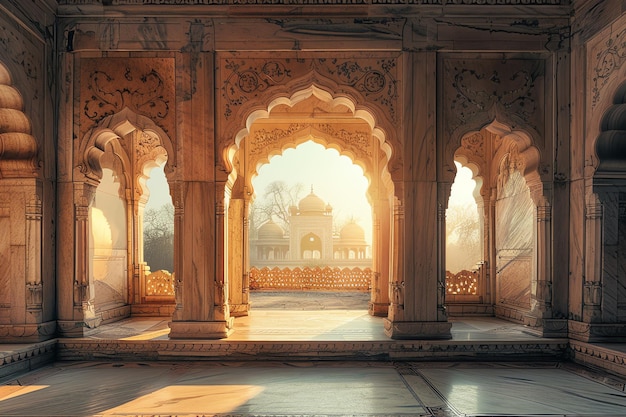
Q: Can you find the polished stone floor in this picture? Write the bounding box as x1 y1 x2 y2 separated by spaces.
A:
1 292 626 417
2 360 626 416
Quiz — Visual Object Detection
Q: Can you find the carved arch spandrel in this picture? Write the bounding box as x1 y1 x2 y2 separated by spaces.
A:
79 57 176 149
216 53 401 179
441 55 547 181
0 62 38 178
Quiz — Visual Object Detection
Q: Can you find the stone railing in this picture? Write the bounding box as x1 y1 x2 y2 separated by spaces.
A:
143 269 175 302
445 269 479 295
250 266 371 291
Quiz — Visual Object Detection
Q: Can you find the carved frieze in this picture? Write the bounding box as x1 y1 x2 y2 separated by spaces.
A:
443 58 544 140
60 0 565 5
80 57 175 139
250 123 372 159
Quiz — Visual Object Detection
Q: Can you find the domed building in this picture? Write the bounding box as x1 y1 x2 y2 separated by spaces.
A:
250 189 371 268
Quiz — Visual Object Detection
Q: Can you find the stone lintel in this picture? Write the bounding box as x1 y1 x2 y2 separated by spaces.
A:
383 319 452 340
168 319 234 339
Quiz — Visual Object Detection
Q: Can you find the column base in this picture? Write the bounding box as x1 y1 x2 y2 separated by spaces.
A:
384 319 452 340
168 319 234 339
57 315 103 337
523 317 568 338
568 320 626 342
0 321 57 342
368 302 389 317
229 303 250 317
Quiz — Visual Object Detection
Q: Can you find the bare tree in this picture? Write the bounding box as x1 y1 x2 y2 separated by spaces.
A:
143 204 174 272
251 181 305 230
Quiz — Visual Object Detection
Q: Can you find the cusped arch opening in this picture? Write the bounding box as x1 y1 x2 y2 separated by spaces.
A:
226 84 394 199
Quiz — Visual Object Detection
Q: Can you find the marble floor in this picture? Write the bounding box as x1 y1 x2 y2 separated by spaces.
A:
2 293 626 416
1 360 626 416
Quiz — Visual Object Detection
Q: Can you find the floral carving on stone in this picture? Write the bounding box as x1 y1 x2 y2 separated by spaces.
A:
444 58 543 137
460 132 485 159
80 58 175 138
220 54 399 126
593 28 626 108
0 22 38 81
250 123 372 161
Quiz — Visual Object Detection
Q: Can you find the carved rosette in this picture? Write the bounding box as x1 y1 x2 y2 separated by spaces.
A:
80 58 175 140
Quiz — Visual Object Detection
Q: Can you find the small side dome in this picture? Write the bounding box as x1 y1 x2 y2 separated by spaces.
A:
340 221 365 241
258 220 284 239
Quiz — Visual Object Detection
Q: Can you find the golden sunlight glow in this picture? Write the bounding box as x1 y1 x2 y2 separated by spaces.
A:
104 385 265 415
0 385 49 402
252 140 372 244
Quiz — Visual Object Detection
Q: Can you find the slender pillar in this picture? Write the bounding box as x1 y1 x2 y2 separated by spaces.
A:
57 181 99 336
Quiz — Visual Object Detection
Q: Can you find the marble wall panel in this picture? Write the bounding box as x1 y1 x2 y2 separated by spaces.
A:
495 170 534 310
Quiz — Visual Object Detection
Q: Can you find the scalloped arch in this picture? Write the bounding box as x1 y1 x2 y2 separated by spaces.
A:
80 107 175 183
454 120 543 205
0 61 38 178
226 84 393 199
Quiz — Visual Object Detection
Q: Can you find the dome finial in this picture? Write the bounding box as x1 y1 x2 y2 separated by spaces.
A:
310 184 314 194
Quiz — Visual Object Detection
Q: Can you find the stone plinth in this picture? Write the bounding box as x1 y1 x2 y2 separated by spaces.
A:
168 319 234 339
383 319 452 340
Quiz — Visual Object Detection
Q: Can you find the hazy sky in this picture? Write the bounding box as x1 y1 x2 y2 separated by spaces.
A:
144 144 476 247
252 140 372 243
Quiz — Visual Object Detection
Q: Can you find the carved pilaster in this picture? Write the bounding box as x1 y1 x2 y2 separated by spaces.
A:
171 181 184 321
528 198 553 326
584 193 603 322
387 198 404 323
73 182 98 327
25 194 42 316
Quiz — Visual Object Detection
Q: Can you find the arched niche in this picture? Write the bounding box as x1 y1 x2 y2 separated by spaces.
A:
76 108 176 323
448 121 546 322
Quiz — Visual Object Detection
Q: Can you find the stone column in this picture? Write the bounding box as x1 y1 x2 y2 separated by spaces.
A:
384 51 451 339
227 196 249 317
369 198 390 317
168 181 234 338
57 181 98 336
526 197 567 337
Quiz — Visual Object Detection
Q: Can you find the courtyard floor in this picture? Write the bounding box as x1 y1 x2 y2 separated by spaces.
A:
1 292 625 417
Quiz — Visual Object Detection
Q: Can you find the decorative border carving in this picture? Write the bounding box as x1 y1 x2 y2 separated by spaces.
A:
445 59 541 136
221 55 399 125
593 28 626 108
60 0 565 5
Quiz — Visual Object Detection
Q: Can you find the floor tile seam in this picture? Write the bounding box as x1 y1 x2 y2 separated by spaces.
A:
409 368 465 417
